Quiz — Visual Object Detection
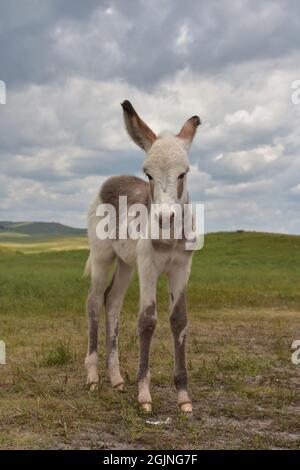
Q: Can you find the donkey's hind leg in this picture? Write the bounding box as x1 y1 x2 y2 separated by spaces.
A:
104 258 133 390
85 250 114 389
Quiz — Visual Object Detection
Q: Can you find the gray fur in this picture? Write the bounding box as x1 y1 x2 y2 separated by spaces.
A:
170 291 188 392
87 287 102 355
137 302 157 382
100 175 150 209
151 239 175 252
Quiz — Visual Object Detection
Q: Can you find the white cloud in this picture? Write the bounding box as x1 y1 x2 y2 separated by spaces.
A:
1 1 300 233
1 62 300 232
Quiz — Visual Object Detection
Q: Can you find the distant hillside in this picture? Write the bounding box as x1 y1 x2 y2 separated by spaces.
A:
0 221 86 243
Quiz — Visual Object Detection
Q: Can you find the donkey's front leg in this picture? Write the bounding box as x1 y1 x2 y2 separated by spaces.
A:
137 256 158 412
168 257 193 412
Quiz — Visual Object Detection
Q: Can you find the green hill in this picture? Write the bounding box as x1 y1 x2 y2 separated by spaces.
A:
0 221 86 243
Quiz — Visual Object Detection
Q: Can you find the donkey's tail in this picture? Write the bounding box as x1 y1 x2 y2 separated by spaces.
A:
83 253 92 277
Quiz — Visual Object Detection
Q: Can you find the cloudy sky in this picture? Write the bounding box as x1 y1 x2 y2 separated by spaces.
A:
1 0 300 232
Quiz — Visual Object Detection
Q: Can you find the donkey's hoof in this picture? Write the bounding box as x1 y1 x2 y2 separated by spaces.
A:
179 402 193 413
114 382 124 391
89 383 99 392
140 403 152 413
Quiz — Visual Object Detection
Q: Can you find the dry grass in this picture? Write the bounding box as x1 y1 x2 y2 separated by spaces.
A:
0 307 299 449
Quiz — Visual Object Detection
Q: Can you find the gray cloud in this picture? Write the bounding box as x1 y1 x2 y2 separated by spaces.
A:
0 0 300 233
2 0 300 88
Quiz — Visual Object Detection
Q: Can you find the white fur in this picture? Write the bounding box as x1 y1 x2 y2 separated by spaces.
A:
85 105 199 411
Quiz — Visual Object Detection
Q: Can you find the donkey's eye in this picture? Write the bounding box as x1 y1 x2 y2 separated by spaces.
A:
178 173 186 180
145 173 153 181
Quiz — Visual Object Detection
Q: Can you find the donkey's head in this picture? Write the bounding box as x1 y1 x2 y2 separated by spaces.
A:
121 100 201 222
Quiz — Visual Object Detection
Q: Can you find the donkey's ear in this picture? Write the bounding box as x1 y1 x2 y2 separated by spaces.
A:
177 115 201 149
121 100 156 152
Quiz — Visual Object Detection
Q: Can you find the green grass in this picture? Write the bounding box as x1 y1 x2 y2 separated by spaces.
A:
0 231 300 449
1 231 300 312
40 341 73 367
0 236 88 253
0 232 30 239
188 231 300 309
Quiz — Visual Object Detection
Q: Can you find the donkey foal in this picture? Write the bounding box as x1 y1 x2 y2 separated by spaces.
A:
85 100 201 412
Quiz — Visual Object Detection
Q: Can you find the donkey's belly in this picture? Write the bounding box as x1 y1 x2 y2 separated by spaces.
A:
112 239 138 267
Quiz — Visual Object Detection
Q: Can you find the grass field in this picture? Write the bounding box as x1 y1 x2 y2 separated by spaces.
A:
0 236 88 254
0 231 300 449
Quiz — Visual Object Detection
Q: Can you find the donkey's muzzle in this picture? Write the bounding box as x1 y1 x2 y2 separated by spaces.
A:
157 210 175 229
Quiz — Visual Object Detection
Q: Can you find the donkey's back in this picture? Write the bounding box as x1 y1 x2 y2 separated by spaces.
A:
101 175 149 209
87 175 149 268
